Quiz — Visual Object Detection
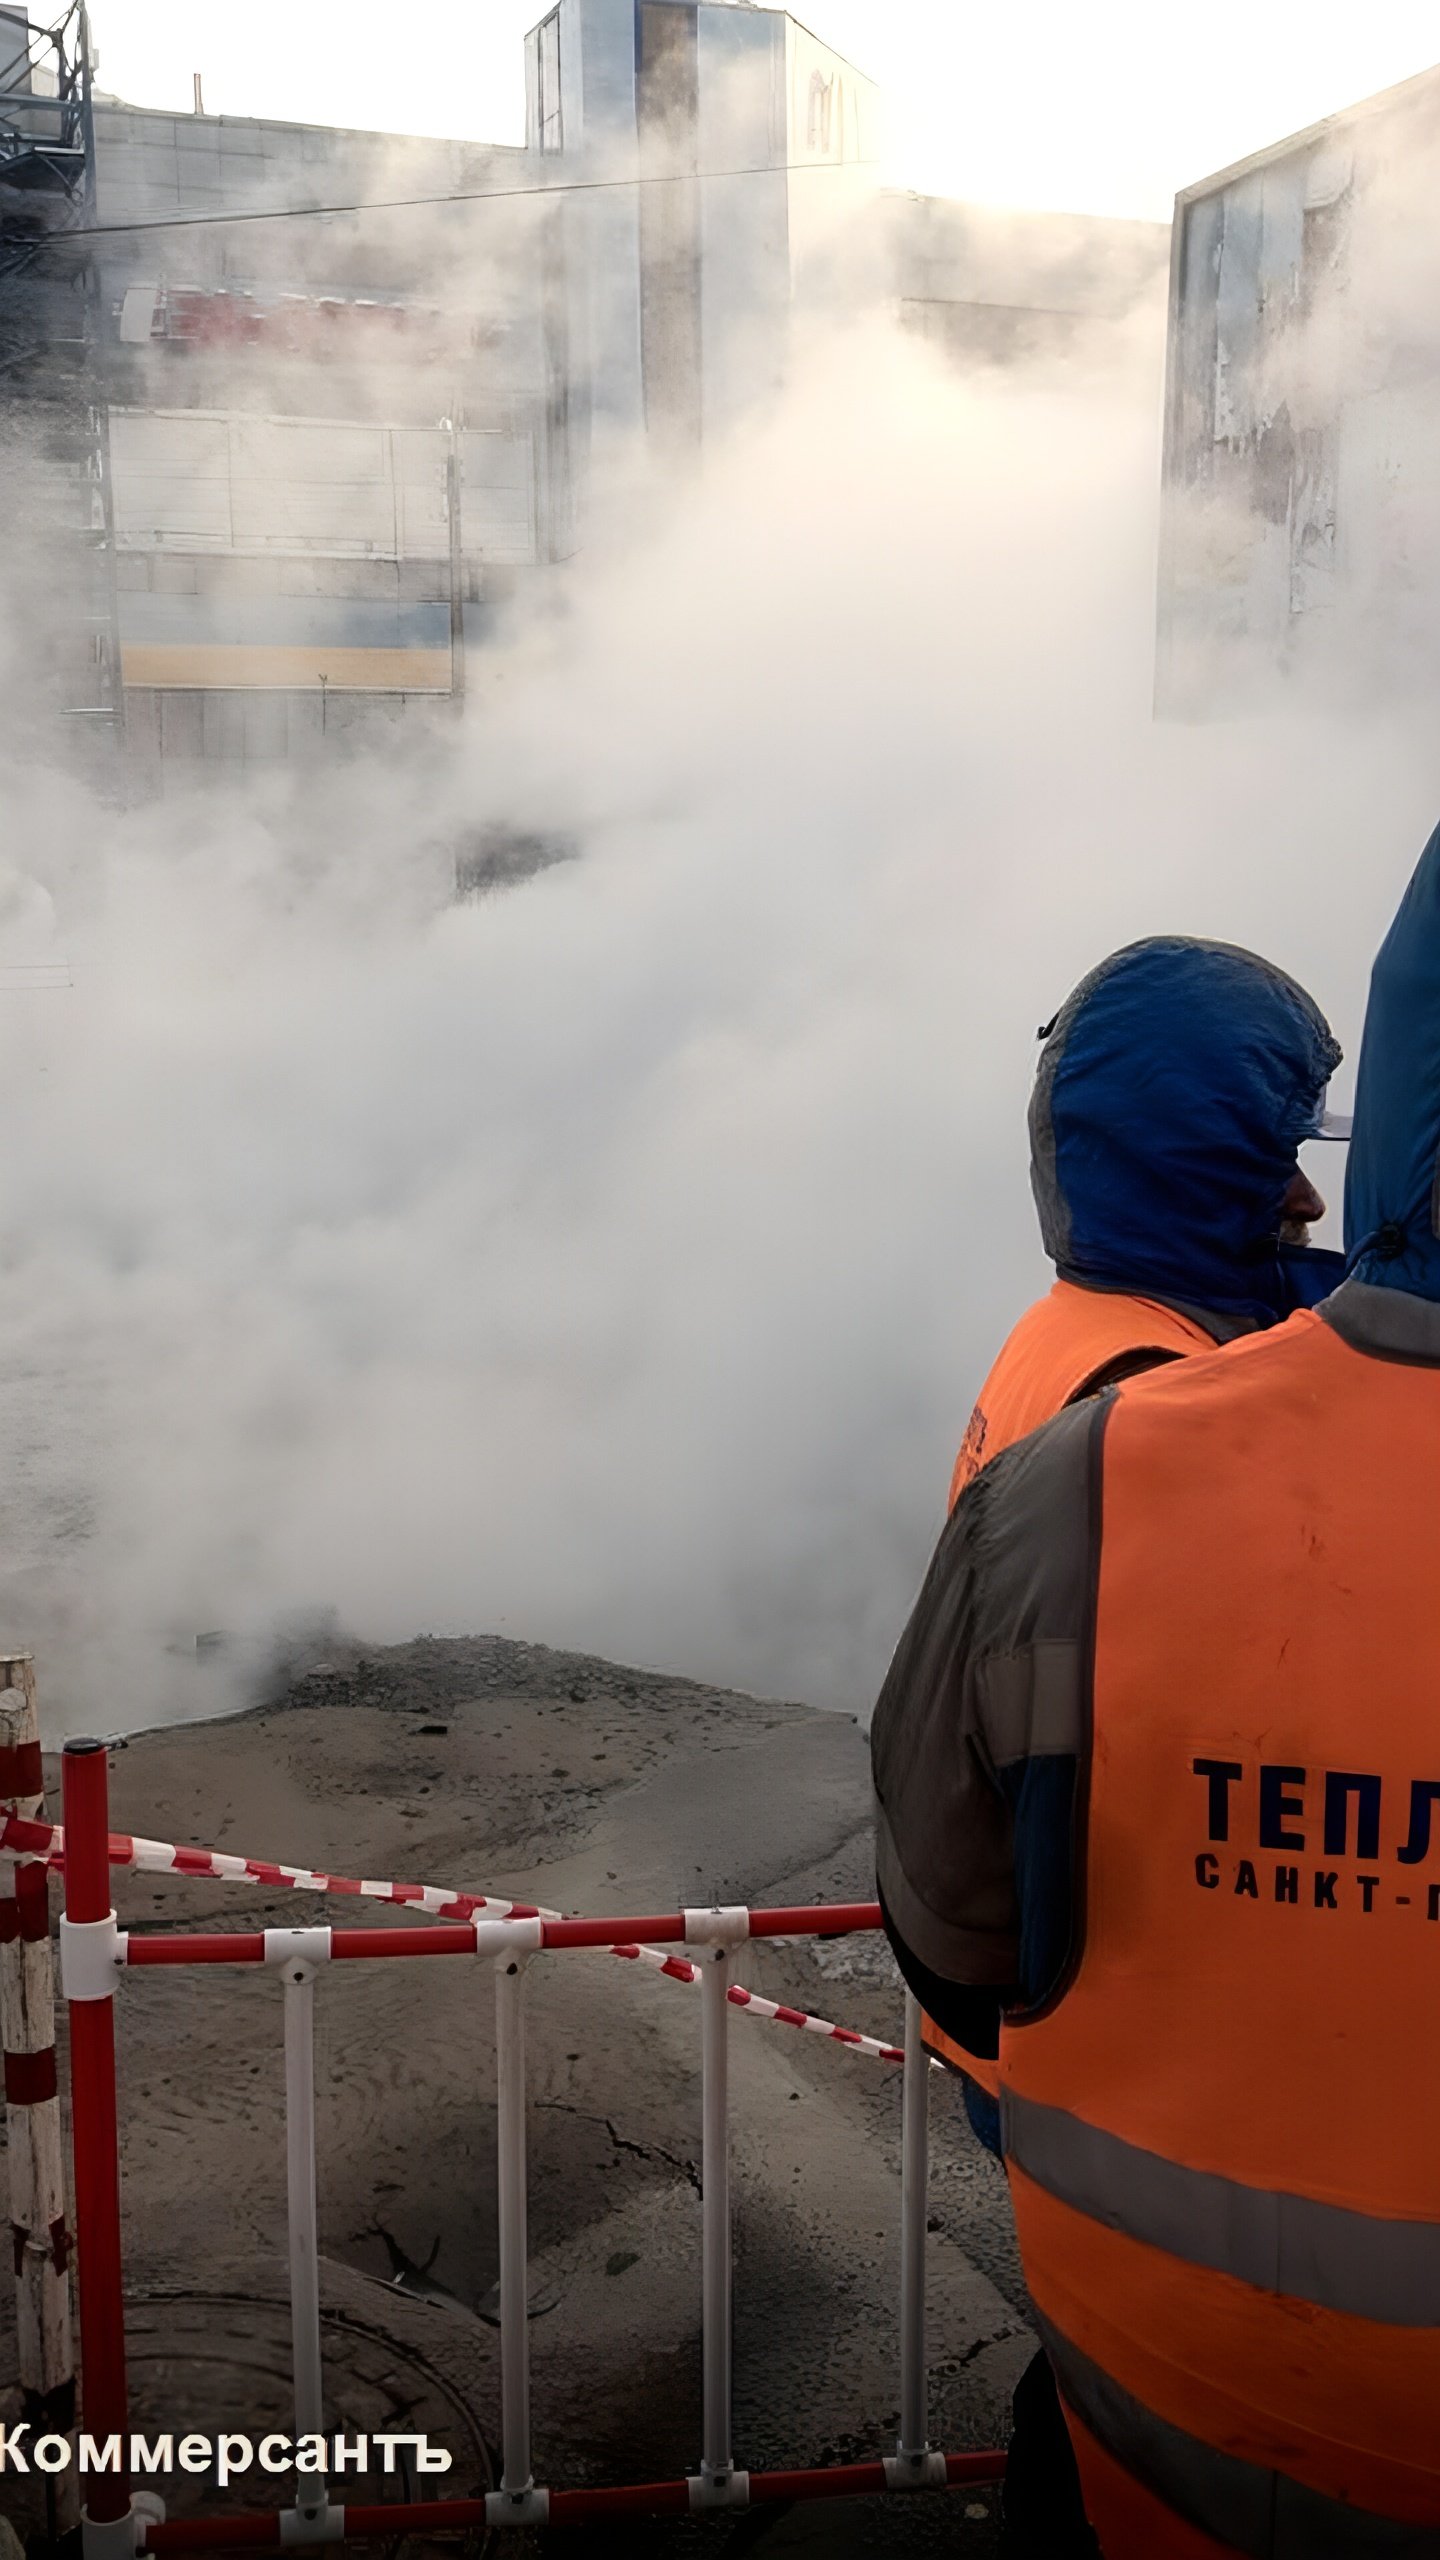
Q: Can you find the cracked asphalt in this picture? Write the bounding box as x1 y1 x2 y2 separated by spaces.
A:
1 1635 1027 2553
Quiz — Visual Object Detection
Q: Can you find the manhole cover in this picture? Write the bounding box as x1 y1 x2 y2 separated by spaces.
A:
123 2292 494 2555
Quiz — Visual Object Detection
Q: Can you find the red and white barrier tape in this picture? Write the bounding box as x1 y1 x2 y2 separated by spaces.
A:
0 1809 537 1920
1 1809 907 2067
612 1943 904 2063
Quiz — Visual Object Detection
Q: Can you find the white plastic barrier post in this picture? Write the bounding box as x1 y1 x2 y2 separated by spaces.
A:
683 1907 748 2510
0 1659 78 2536
281 1951 326 2525
898 1986 929 2460
495 1948 533 2500
700 1943 733 2489
474 1917 548 2532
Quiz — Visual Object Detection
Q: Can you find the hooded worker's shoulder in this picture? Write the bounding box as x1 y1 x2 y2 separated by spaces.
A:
949 1279 1192 1505
1104 1306 1323 1403
873 1394 1105 1794
1322 1277 1440 1365
991 1279 1215 1364
1093 1307 1349 1457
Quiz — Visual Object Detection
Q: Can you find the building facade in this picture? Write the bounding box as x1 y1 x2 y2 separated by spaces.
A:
3 0 1165 778
79 100 551 764
1157 59 1440 711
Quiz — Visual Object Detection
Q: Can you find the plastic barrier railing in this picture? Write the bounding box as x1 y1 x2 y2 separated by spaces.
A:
58 1739 1006 2554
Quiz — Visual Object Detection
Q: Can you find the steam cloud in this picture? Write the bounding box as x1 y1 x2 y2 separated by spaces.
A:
0 313 1433 1736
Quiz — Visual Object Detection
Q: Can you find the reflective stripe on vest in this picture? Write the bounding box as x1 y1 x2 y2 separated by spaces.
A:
1038 2314 1440 2560
1003 2088 1440 2325
1001 1312 1440 2538
1012 2162 1440 2522
947 1280 1212 1508
1057 2402 1241 2560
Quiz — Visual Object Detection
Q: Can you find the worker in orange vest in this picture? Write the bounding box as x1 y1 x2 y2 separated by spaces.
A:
910 935 1345 2554
928 936 1346 2125
874 827 1440 2554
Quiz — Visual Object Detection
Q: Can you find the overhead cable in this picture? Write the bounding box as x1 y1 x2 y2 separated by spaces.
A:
59 151 881 242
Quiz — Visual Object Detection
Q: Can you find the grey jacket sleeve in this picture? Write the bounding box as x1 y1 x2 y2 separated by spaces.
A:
871 1397 1104 1990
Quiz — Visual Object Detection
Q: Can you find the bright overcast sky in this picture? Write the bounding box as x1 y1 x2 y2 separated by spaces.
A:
89 0 1440 219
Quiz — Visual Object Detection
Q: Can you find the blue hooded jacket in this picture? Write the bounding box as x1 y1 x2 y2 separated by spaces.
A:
1029 937 1344 1329
1345 819 1440 1301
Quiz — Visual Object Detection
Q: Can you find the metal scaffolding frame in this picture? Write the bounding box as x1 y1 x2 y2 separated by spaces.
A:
1 3 124 737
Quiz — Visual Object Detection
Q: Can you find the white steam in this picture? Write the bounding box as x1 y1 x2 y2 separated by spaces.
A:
0 317 1433 1735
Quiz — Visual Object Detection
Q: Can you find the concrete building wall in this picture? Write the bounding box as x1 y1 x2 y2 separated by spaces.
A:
93 101 518 228
1157 59 1440 709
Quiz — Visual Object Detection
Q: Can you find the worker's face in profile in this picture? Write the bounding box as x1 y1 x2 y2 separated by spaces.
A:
1279 1168 1326 1247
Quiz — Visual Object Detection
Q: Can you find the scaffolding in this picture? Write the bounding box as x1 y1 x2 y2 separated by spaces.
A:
0 0 90 250
0 2 123 741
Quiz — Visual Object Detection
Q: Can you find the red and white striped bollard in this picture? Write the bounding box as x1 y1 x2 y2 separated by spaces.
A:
60 1738 134 2557
0 1659 78 2533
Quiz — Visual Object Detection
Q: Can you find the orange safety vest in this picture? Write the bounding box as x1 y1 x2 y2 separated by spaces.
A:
927 1281 1216 2093
948 1279 1216 1509
1000 1311 1440 2552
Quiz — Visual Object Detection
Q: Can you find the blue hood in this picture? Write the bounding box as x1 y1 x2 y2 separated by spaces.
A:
1345 819 1440 1302
1030 937 1343 1329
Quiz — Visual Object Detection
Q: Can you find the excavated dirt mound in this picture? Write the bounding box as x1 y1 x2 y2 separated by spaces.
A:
1 1635 1030 2554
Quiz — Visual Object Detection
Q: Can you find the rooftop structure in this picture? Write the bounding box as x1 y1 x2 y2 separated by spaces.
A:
894 193 1165 365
